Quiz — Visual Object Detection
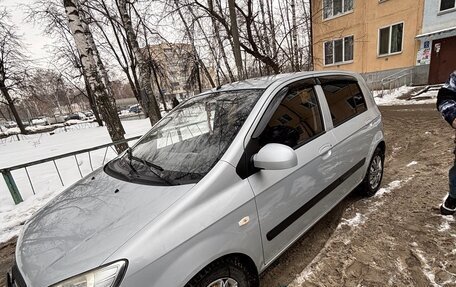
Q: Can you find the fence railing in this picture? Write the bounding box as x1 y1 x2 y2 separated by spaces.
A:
379 69 414 96
1 136 141 204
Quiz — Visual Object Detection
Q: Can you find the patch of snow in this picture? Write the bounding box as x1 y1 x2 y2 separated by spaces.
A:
375 180 402 198
393 146 402 152
438 221 451 232
0 118 152 244
0 188 62 243
373 86 437 106
438 215 455 233
407 161 418 167
339 213 367 228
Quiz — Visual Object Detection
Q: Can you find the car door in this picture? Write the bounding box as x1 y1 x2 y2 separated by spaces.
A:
318 76 375 192
245 78 338 264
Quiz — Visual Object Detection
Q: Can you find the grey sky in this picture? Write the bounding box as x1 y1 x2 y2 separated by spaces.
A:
2 0 54 67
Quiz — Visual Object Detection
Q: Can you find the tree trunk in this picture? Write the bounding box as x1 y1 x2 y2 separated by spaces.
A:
63 0 127 153
117 0 161 125
0 84 26 134
266 0 278 60
82 72 103 126
228 0 244 80
291 0 300 71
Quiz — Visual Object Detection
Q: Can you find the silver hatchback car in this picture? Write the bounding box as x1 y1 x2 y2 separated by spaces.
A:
9 71 385 287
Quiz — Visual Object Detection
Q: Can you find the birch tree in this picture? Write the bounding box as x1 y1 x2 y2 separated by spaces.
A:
63 0 127 153
117 0 161 125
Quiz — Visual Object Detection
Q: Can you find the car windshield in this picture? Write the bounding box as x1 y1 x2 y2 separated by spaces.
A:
105 89 263 185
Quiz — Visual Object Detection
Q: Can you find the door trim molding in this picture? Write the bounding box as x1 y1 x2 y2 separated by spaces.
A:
266 158 366 241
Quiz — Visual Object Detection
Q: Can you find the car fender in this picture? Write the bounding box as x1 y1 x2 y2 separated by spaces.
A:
128 199 262 287
364 117 385 177
107 162 264 286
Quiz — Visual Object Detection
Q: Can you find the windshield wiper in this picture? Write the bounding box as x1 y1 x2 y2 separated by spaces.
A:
125 148 171 185
127 148 137 174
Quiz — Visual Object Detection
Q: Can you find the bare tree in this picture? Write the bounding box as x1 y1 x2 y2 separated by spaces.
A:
0 10 28 134
27 0 104 126
116 0 161 125
63 0 127 153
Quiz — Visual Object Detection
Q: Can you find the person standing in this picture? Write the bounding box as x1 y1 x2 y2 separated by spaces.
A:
437 71 456 215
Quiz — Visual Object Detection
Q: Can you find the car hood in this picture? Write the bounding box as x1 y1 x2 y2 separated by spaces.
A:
16 169 194 287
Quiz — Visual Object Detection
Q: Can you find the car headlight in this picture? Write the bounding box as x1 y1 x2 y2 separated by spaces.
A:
51 260 127 287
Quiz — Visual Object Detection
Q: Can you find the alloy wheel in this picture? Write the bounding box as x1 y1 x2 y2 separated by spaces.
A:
369 155 383 190
207 277 239 287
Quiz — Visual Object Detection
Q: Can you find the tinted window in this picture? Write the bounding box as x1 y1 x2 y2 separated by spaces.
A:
260 81 324 149
320 77 367 126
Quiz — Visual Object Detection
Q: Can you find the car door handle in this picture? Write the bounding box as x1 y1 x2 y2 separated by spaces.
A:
319 144 333 156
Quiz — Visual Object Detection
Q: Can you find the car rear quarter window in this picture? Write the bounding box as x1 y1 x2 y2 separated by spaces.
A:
319 76 367 127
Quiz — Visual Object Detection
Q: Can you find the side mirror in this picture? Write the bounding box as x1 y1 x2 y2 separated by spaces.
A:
253 143 298 170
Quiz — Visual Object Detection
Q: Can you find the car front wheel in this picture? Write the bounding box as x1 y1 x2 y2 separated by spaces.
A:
185 256 258 287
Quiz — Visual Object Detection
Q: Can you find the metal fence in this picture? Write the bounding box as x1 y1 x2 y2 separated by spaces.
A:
1 136 141 204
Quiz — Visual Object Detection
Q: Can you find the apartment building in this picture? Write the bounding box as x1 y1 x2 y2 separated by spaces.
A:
416 0 456 84
147 43 194 99
311 0 427 87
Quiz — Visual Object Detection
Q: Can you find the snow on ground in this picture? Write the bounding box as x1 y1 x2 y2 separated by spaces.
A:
407 161 418 167
374 180 403 198
0 119 151 243
373 86 438 106
338 212 366 227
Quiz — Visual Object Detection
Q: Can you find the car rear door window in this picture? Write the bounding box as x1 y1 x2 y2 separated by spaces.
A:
319 76 367 127
260 80 325 149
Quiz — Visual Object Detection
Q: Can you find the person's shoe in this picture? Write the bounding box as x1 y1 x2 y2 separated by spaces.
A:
440 195 456 215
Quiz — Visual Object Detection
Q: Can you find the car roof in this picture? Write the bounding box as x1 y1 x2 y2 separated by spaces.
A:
213 70 359 92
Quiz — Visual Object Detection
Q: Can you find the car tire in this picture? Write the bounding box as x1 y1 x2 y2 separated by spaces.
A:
185 256 259 287
360 147 384 197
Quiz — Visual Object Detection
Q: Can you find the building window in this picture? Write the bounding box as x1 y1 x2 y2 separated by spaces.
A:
323 0 353 19
324 36 354 66
378 23 403 56
440 0 456 11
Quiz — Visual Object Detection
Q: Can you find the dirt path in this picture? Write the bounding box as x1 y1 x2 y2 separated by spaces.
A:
1 104 455 287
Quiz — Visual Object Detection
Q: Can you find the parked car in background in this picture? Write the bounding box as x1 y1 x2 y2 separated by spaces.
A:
9 71 385 287
128 104 142 113
30 117 49 126
83 111 94 118
64 112 87 122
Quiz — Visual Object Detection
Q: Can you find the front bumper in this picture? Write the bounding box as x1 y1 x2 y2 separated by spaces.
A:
6 264 26 287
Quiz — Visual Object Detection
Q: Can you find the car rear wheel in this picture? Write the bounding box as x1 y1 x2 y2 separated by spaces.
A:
360 147 384 197
185 256 258 287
